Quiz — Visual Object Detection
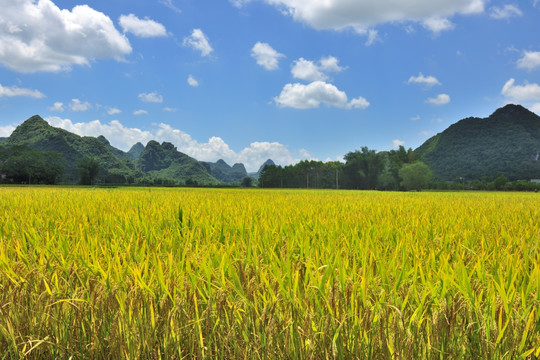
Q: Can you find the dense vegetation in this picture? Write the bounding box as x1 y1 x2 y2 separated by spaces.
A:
417 104 540 181
0 187 538 358
2 104 540 189
0 115 246 186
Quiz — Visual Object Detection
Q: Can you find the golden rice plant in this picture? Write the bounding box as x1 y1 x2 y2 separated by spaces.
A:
0 187 539 359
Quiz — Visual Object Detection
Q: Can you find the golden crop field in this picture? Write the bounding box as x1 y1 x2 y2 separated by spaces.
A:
0 187 539 359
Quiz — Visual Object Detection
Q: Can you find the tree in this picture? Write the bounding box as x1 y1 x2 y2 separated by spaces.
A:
241 176 253 187
0 145 64 184
77 157 100 185
343 147 385 189
493 175 508 190
399 161 433 191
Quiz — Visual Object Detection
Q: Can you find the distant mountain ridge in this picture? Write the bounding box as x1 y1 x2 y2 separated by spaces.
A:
202 159 248 183
416 104 540 181
0 115 268 185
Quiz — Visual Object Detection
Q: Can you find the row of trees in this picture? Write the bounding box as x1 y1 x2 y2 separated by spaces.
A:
0 145 103 185
0 145 64 184
259 146 433 191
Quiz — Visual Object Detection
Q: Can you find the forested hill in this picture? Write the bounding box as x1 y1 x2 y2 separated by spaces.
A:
416 104 540 181
0 115 221 185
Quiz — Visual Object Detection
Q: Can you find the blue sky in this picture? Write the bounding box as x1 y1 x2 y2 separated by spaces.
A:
0 0 539 171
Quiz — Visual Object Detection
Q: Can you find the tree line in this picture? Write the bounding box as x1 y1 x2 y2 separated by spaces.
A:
259 146 433 191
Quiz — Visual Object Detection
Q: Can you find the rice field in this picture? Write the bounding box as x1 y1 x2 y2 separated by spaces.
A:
0 187 539 359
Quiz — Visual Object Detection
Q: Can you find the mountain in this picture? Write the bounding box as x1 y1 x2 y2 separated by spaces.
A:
2 115 219 185
4 115 132 183
128 142 145 159
416 104 540 181
97 135 132 160
202 159 248 183
252 159 275 178
138 140 218 184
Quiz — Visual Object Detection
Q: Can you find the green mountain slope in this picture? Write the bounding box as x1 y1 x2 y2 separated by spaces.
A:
416 104 540 181
138 140 218 185
97 135 132 161
128 142 145 159
5 115 132 183
202 159 248 183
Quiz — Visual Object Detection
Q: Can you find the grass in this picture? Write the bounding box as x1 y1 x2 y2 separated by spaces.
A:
0 187 539 359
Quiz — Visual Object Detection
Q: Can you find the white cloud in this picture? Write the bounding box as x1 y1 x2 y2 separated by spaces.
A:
274 81 369 109
49 102 65 112
230 0 252 8
0 0 131 73
119 14 167 38
159 0 182 14
392 139 405 148
407 73 441 87
183 29 213 57
291 56 345 81
187 75 199 87
163 107 178 112
531 103 540 115
422 17 455 33
420 130 434 137
0 124 15 137
364 29 380 46
44 116 303 171
489 4 522 19
411 115 421 121
133 109 148 115
263 0 483 32
517 51 540 71
107 107 121 115
138 92 163 103
502 78 540 101
347 96 370 109
426 93 451 105
251 42 285 71
70 99 91 111
0 84 45 98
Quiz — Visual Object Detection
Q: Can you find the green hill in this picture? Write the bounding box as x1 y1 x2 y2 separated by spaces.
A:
5 115 132 183
2 115 220 185
416 104 540 181
138 140 218 185
202 159 248 183
128 142 145 159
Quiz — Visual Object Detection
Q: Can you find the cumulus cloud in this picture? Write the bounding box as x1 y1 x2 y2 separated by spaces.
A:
138 92 163 103
392 139 405 148
0 124 15 137
407 73 441 87
107 107 121 115
251 42 285 70
119 14 167 38
0 0 131 73
49 102 64 112
517 51 540 71
183 29 213 57
263 0 483 32
502 78 540 102
44 116 306 171
274 81 369 109
0 84 45 98
422 17 455 33
133 109 148 115
291 56 345 81
489 4 522 19
426 93 451 105
70 99 91 111
187 75 199 87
